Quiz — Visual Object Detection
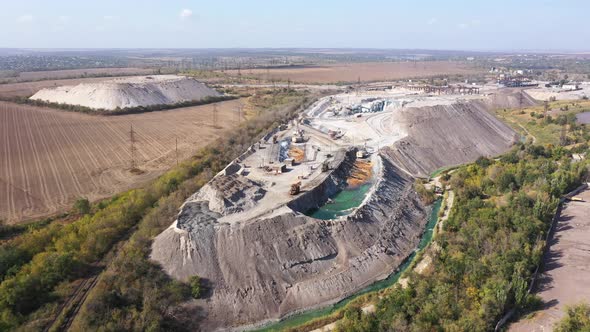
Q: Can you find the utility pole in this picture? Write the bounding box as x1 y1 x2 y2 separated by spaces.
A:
357 76 361 96
518 92 524 109
130 124 137 170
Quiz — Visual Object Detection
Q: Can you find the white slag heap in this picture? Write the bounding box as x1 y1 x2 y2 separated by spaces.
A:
30 75 221 111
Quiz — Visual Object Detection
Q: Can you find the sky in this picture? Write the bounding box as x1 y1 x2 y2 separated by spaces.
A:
1 0 589 51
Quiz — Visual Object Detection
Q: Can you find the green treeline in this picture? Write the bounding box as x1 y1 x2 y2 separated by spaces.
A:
555 303 590 332
335 144 589 331
0 89 313 331
6 95 236 115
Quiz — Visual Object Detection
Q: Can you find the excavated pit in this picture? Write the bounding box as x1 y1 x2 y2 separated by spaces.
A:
151 149 429 331
150 87 524 331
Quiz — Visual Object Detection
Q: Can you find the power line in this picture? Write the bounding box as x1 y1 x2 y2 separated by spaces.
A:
130 123 137 170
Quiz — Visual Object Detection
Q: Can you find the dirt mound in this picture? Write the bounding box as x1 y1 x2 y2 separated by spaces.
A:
29 75 220 111
148 88 525 330
387 95 522 177
151 152 429 331
484 88 537 109
191 174 266 215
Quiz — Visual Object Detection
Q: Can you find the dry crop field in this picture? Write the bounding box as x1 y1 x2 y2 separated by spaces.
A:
0 76 149 99
0 99 244 223
0 67 155 83
226 61 481 84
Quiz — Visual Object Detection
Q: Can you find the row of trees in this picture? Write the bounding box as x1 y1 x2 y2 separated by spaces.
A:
7 95 236 116
335 143 589 331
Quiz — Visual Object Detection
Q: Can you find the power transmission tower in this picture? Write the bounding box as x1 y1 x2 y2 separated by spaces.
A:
130 124 137 170
559 124 568 146
212 103 218 128
518 92 524 109
236 104 243 124
544 100 549 116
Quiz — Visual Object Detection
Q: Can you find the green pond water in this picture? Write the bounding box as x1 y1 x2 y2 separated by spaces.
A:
256 198 443 332
305 183 373 220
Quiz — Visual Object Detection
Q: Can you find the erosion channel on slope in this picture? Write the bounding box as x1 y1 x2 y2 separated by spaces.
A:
150 86 528 331
257 198 442 332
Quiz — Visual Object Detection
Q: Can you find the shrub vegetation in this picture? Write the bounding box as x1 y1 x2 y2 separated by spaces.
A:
335 143 589 331
0 88 315 331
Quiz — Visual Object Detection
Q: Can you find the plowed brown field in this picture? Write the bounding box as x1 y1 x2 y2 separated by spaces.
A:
0 99 244 223
227 61 480 84
0 76 146 99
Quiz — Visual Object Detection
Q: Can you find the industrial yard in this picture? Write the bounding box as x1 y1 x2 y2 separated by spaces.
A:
2 1 590 331
151 84 522 330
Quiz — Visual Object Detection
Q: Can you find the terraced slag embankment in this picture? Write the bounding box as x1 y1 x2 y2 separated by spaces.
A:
387 90 531 177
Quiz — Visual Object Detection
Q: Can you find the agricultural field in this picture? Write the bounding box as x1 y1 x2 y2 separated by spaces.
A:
0 99 245 223
0 67 156 84
224 61 481 84
0 76 146 99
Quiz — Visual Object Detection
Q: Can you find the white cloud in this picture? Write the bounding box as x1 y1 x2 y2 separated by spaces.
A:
179 9 193 20
17 14 34 23
103 15 118 21
427 18 437 25
457 19 481 30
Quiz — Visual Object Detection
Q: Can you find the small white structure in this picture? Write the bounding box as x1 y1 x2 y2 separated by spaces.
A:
562 84 580 91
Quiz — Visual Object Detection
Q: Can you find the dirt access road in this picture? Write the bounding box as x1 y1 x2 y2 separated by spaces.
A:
509 186 590 331
0 99 244 223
